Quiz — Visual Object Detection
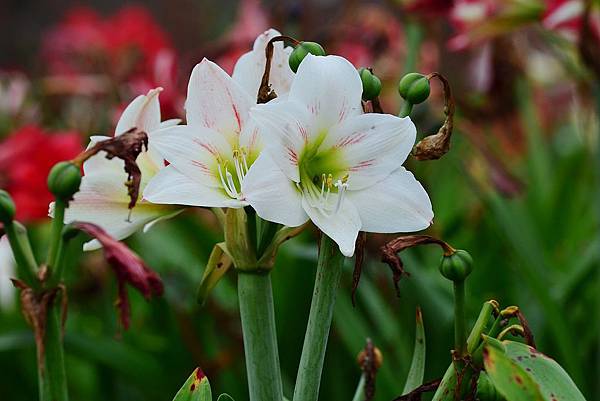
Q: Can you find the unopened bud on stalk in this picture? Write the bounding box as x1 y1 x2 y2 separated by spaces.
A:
47 161 82 201
398 72 430 105
358 68 382 101
289 41 326 73
357 346 383 369
0 189 16 223
439 249 473 282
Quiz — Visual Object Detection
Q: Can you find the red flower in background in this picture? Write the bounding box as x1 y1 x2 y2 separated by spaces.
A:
42 5 182 118
0 125 82 222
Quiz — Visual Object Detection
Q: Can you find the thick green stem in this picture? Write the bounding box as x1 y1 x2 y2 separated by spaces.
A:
238 272 283 401
4 221 38 287
48 199 66 273
38 301 68 401
399 101 413 118
453 280 467 357
292 235 345 401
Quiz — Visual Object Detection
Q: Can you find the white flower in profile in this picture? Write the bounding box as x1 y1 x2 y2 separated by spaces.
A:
60 88 182 250
232 28 294 99
144 29 294 208
241 55 433 257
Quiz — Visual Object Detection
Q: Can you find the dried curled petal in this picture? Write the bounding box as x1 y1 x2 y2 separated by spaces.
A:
412 73 454 161
71 128 148 210
72 222 163 329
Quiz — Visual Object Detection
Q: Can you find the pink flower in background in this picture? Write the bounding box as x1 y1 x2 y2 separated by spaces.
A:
42 5 182 118
543 0 600 42
0 125 82 222
448 0 498 51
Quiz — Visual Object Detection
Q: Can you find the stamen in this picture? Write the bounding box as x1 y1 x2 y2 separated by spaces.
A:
333 179 348 214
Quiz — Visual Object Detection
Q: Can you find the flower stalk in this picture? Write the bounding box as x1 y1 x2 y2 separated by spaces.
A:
293 234 345 401
238 272 284 401
38 304 69 401
453 280 467 357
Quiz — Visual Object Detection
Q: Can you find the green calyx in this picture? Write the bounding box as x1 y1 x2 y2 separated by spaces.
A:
358 68 382 101
0 189 16 224
398 72 430 105
439 249 473 282
47 161 82 201
289 41 326 73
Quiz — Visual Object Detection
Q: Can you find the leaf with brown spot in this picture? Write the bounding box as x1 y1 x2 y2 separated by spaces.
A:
172 368 212 401
71 128 149 211
197 243 233 306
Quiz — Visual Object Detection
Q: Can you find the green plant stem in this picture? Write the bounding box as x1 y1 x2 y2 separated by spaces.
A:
351 374 366 401
453 280 467 357
292 235 345 401
238 272 283 401
3 221 38 287
403 20 423 75
399 101 413 118
39 301 68 401
48 199 66 273
466 301 496 353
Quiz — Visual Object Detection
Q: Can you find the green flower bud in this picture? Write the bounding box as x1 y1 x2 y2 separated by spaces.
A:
398 72 430 105
358 68 382 101
289 41 326 73
0 189 16 224
47 161 82 200
439 249 473 282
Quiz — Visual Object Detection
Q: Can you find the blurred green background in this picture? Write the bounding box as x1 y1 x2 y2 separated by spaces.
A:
0 1 598 400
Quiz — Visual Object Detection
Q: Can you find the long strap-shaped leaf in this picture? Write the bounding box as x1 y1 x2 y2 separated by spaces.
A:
402 307 426 394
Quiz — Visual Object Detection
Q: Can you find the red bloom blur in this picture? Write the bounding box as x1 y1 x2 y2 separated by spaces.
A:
0 125 82 222
42 5 182 118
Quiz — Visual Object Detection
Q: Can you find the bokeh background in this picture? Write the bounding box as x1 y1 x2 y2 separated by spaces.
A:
0 0 598 400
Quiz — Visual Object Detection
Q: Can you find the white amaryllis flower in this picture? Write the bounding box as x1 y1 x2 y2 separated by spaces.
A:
144 29 294 208
60 88 182 250
242 55 433 257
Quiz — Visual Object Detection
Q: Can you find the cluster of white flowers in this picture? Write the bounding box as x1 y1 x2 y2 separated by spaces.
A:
63 29 433 257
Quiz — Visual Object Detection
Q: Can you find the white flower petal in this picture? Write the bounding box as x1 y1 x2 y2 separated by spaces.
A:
160 118 182 128
144 165 243 208
250 100 314 182
151 125 232 188
232 28 294 99
115 87 162 135
185 58 254 144
242 153 308 227
324 113 417 190
347 167 433 233
301 195 361 257
290 54 362 131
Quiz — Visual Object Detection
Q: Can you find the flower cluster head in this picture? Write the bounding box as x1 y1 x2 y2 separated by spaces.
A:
60 28 434 258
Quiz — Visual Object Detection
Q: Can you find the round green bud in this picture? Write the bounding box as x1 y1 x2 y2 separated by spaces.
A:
398 72 430 104
289 41 326 73
0 189 16 224
439 249 473 282
358 68 382 101
47 161 82 200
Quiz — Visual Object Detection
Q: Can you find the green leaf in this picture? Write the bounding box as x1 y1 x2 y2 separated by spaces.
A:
172 368 212 401
197 243 232 305
503 341 586 401
402 307 426 394
483 341 545 401
216 394 235 401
